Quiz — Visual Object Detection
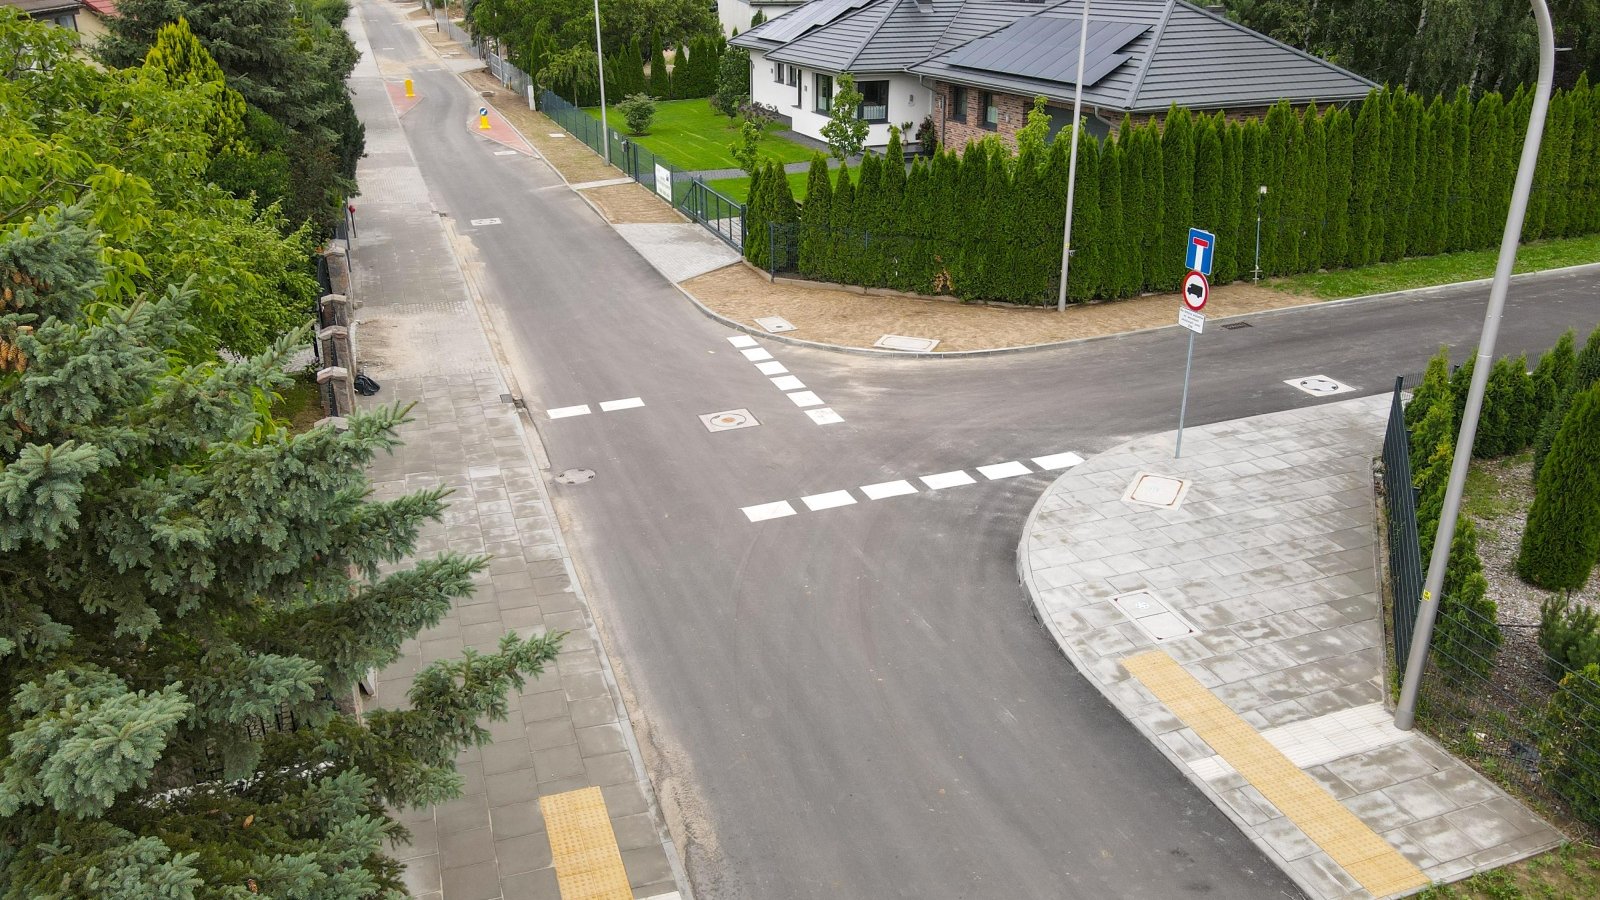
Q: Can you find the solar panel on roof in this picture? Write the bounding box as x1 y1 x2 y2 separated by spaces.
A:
761 0 878 43
943 17 1148 87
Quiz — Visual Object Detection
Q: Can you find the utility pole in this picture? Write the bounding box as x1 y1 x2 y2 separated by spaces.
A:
1055 0 1092 312
592 0 610 163
1252 185 1266 283
1395 0 1555 730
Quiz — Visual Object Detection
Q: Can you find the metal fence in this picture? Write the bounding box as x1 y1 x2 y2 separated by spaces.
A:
539 90 746 250
1380 375 1425 673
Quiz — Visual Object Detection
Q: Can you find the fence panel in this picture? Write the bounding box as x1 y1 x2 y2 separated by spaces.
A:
1382 376 1425 673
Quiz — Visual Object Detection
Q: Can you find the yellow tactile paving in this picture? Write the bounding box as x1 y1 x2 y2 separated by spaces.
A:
1122 650 1430 898
540 786 633 900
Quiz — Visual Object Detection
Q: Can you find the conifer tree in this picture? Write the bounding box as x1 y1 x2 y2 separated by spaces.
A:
1407 346 1453 434
1238 118 1264 278
978 150 1016 300
927 149 960 292
1067 127 1102 301
0 207 560 895
1567 76 1596 237
1433 516 1501 677
1478 355 1530 458
1191 113 1223 253
1467 92 1503 247
670 44 688 99
826 165 855 284
765 160 799 270
1370 89 1397 260
897 158 932 292
1382 92 1418 262
1448 86 1473 251
882 127 907 209
1535 324 1600 474
951 140 990 294
1414 394 1456 563
1518 381 1600 590
797 154 832 278
1300 106 1327 272
1099 139 1130 299
1214 119 1243 284
852 153 884 286
1160 106 1194 291
1138 122 1166 290
743 164 768 267
649 32 670 98
1348 91 1382 267
142 17 247 154
1261 100 1299 276
1323 107 1354 269
1117 120 1146 292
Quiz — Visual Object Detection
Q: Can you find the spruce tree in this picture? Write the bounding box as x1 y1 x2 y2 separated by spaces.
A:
0 208 560 895
1323 107 1354 269
797 154 832 279
1518 381 1600 590
1348 91 1382 267
1160 106 1194 291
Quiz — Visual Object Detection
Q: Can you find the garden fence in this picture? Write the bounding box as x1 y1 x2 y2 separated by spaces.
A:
1381 376 1425 673
539 90 745 250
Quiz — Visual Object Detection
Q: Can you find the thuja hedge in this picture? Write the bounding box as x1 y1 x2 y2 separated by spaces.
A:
755 78 1600 304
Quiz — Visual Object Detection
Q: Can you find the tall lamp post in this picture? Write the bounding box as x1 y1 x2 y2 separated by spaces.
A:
592 0 610 164
1055 0 1092 313
1394 0 1555 730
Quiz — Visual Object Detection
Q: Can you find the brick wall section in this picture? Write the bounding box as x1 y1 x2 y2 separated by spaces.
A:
935 82 1029 150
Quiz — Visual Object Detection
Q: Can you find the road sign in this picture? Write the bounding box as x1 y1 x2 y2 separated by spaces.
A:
1181 270 1209 311
1178 308 1205 333
1186 227 1216 276
478 106 489 117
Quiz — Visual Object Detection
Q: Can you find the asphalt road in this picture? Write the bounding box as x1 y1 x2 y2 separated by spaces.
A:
359 4 1600 897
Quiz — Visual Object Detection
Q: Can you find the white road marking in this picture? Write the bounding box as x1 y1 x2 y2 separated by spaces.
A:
755 361 788 375
977 461 1032 480
599 397 645 411
921 471 977 490
801 490 856 511
547 405 592 419
742 500 797 522
741 348 774 362
470 217 503 226
1033 451 1086 470
861 480 917 500
787 391 823 408
770 375 806 391
727 335 759 348
494 150 519 156
806 408 844 425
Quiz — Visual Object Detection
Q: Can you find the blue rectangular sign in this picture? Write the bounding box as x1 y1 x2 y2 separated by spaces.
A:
1186 227 1216 276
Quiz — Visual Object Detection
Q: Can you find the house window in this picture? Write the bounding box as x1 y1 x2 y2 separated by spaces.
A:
858 80 889 123
982 92 998 130
787 65 799 87
774 62 785 84
815 73 833 114
950 85 967 122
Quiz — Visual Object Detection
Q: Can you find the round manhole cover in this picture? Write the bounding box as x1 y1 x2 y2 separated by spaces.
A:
555 468 595 485
710 412 747 428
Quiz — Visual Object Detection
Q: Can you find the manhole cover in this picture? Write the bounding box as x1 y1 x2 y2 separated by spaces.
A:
699 409 760 432
1111 589 1201 644
755 316 796 333
1122 472 1191 509
874 334 940 352
1285 374 1356 396
554 468 595 484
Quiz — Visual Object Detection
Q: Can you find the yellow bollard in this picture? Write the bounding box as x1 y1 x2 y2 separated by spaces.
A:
404 78 414 98
479 114 491 130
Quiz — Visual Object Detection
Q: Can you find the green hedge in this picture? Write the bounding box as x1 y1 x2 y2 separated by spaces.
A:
769 78 1600 304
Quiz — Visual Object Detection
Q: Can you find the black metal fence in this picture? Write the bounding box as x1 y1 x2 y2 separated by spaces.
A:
1381 375 1425 673
538 90 745 250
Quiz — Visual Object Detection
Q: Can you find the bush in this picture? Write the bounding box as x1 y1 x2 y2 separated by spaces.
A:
1431 516 1501 677
1539 663 1600 829
1407 346 1451 439
1518 381 1600 590
1540 596 1600 678
617 93 657 135
915 115 937 155
1477 354 1532 458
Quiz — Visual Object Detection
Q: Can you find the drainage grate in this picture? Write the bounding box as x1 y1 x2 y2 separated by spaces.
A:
555 468 595 485
1222 321 1253 330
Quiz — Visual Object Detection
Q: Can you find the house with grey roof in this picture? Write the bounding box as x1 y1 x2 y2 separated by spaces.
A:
732 0 1376 152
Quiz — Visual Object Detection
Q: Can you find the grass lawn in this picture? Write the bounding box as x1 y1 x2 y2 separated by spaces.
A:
584 99 817 171
705 168 829 204
1415 843 1600 899
1270 233 1600 300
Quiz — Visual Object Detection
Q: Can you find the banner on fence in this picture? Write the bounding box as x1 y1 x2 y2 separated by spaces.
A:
653 164 672 203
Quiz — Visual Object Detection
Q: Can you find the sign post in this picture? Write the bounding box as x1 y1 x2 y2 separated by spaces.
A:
1174 266 1209 459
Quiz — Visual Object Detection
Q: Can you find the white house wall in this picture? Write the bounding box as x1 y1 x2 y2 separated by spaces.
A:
750 51 928 150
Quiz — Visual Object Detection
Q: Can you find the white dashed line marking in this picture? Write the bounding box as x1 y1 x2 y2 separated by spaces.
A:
921 471 977 490
806 408 844 425
755 361 788 375
598 397 645 411
787 391 823 408
801 490 857 511
742 500 797 522
741 348 774 362
727 335 759 348
861 480 918 500
1033 451 1087 470
770 375 806 391
547 405 591 418
977 461 1032 479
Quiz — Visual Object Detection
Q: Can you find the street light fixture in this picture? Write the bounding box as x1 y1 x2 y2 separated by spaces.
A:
1055 0 1092 313
1394 0 1555 730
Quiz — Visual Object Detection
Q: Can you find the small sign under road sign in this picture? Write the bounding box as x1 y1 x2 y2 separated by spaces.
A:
1182 271 1210 311
1178 308 1205 333
478 106 489 117
1186 227 1216 275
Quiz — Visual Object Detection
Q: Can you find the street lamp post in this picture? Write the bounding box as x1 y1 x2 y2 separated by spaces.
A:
1252 185 1266 283
1055 0 1092 313
592 0 611 164
1394 0 1556 731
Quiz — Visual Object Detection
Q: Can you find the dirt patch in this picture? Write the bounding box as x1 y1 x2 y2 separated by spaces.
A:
462 71 622 185
681 264 1320 352
582 183 685 224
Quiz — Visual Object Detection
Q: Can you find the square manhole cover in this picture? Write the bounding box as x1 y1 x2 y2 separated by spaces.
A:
1285 374 1356 397
700 409 759 432
756 316 796 334
1122 472 1191 509
874 334 940 352
1111 590 1200 644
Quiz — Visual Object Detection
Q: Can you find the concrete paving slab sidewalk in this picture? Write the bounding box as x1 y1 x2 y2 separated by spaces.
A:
1017 395 1563 899
347 4 686 898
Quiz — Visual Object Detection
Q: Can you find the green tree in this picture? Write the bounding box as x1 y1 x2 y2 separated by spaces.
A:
669 43 688 99
1014 95 1052 162
1412 391 1456 561
1237 117 1263 278
1447 86 1473 251
729 117 763 174
764 159 799 270
617 92 657 135
1466 91 1502 248
1067 127 1102 301
1299 105 1327 271
709 44 749 117
1160 106 1194 290
826 166 855 284
797 154 832 279
1322 107 1354 272
1539 664 1600 830
1477 355 1530 458
648 32 671 99
1214 119 1243 284
1535 324 1600 474
743 164 769 267
0 207 562 895
1348 91 1382 267
1432 516 1501 677
1407 346 1453 433
851 153 885 286
1518 381 1600 590
1381 92 1417 262
1541 597 1600 677
1191 112 1223 253
821 73 869 162
1099 139 1130 299
1138 121 1166 290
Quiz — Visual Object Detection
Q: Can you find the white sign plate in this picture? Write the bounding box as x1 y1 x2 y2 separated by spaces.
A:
1178 308 1205 333
1181 270 1210 311
653 164 672 202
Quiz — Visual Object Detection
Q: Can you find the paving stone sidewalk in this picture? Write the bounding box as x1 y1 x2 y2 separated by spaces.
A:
346 5 685 898
1017 395 1563 900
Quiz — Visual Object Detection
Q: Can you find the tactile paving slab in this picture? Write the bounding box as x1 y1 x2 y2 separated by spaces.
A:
540 786 633 899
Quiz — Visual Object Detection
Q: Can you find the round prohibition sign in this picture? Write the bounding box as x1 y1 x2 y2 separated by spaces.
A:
1181 270 1210 311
